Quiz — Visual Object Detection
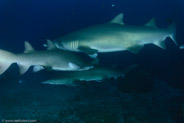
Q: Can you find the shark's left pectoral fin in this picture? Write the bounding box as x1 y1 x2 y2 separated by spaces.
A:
78 46 98 58
33 65 45 72
127 45 143 54
110 13 124 25
154 41 166 49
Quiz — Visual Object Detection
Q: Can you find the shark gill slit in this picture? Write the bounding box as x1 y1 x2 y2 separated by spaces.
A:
72 41 74 49
75 41 78 49
71 41 78 50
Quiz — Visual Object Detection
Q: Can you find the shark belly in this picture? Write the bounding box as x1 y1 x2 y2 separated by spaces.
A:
90 46 125 52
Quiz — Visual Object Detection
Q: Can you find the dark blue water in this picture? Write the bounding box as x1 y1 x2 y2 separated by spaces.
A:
0 0 184 122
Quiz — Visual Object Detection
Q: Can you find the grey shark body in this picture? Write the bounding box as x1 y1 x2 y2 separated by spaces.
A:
42 67 123 85
0 41 93 75
42 65 136 85
53 13 176 55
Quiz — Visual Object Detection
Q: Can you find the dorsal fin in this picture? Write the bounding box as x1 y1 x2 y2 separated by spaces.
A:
47 39 56 50
110 13 124 25
145 18 156 28
24 41 35 53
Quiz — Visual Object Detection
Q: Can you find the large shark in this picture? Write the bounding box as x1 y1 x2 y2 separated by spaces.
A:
52 13 176 56
0 40 93 75
42 65 136 85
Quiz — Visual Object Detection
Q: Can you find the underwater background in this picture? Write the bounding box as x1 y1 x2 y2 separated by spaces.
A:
0 0 184 122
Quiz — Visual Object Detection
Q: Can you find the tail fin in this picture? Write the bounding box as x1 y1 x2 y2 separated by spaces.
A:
0 50 15 74
167 23 177 46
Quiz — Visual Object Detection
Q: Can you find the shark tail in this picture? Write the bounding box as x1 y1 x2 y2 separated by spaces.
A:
167 23 177 46
0 49 16 74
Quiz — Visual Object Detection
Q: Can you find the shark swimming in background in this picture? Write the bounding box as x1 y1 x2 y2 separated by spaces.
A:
51 13 176 57
0 40 93 75
42 65 136 85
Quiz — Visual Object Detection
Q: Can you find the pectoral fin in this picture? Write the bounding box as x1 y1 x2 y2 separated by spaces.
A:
154 41 166 49
69 62 80 69
18 64 30 75
33 65 45 72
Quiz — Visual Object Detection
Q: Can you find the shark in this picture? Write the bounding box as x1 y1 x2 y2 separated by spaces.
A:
42 65 136 85
0 40 93 75
52 13 176 57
